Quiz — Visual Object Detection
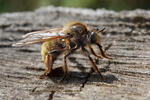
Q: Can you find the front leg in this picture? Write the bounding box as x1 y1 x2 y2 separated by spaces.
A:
96 43 112 60
88 43 103 59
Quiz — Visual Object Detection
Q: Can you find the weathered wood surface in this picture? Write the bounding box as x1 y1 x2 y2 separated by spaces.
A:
0 6 150 100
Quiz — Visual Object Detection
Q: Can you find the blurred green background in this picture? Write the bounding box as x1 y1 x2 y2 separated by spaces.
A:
0 0 150 13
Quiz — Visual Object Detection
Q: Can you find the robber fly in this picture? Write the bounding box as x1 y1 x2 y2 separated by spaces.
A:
12 21 112 82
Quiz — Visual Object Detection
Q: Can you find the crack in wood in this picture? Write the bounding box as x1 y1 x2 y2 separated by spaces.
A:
80 68 94 91
111 70 150 78
48 91 56 100
32 87 37 92
0 44 12 48
0 38 15 42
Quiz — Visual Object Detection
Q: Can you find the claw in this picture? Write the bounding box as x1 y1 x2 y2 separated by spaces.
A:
37 75 45 79
37 71 50 79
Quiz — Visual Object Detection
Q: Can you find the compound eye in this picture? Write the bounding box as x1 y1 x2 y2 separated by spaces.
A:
91 32 95 36
90 32 96 42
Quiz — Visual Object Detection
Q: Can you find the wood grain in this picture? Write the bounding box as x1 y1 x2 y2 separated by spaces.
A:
0 6 150 100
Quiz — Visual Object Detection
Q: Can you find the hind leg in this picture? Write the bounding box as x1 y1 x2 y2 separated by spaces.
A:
38 54 55 79
38 49 60 79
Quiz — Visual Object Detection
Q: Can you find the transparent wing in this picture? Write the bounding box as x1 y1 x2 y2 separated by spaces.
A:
12 28 65 47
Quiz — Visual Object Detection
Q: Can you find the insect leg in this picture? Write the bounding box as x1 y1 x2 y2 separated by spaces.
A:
96 43 112 60
81 47 104 80
38 50 59 79
58 50 71 83
88 43 103 59
38 54 53 79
